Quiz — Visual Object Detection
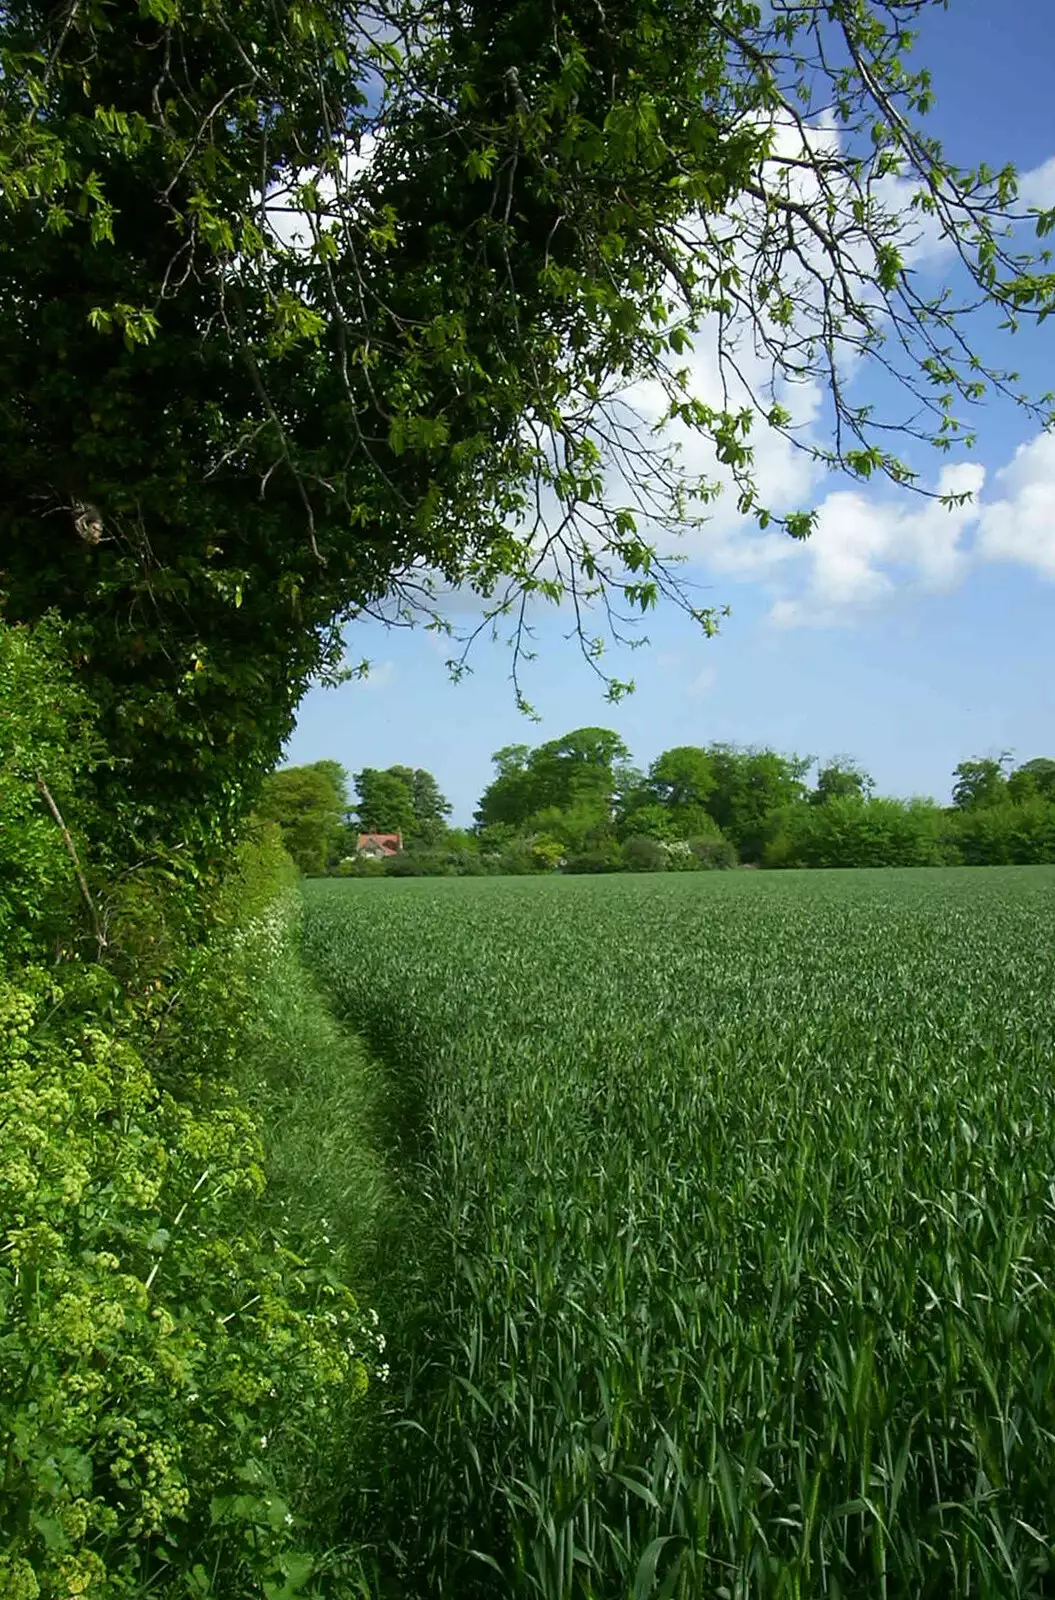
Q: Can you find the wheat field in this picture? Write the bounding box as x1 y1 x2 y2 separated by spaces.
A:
304 868 1055 1599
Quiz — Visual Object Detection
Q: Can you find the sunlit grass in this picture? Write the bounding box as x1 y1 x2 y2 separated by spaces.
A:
304 868 1055 1598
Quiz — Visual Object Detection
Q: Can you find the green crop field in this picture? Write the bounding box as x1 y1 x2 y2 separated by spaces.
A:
303 868 1055 1599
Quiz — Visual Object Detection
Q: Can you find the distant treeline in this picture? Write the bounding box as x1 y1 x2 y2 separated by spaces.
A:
260 737 1055 876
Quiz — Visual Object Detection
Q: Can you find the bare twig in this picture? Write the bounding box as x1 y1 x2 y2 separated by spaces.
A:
35 773 107 960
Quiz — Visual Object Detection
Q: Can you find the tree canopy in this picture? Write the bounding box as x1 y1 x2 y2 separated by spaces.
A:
353 764 451 841
258 760 349 873
276 729 1055 875
1008 757 1055 804
476 727 630 830
951 756 1012 811
810 760 875 806
3 0 1054 859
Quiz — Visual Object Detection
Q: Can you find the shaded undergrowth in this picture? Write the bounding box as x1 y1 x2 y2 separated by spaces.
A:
237 900 452 1593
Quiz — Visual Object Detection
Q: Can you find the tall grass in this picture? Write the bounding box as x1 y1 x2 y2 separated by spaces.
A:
228 893 399 1594
304 868 1055 1598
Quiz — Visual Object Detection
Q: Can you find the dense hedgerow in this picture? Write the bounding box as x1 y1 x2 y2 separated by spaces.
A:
304 870 1055 1599
764 795 1055 870
763 796 954 869
0 620 379 1599
948 800 1055 865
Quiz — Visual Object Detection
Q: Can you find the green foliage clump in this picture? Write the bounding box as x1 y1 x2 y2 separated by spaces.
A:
1008 758 1055 804
686 834 739 870
621 835 668 872
476 731 630 834
0 963 367 1598
764 796 953 869
947 800 1055 865
621 834 738 872
259 761 350 876
951 757 1011 811
809 760 875 805
0 620 379 1598
0 617 102 958
563 840 625 875
335 855 388 879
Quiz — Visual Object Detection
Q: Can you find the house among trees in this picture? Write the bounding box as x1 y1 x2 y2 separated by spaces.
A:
356 831 403 859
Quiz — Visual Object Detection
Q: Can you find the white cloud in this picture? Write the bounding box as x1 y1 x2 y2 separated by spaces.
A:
1018 155 1055 212
264 133 377 252
752 418 1055 627
794 464 979 617
976 431 1055 579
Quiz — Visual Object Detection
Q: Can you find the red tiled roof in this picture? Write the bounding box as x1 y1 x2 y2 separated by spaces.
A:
357 832 402 856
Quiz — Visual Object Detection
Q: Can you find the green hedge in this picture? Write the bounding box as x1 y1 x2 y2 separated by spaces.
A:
764 795 1055 870
0 620 379 1599
764 797 954 869
947 800 1055 865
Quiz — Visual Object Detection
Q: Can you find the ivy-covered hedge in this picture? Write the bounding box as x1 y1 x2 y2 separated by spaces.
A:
0 619 379 1599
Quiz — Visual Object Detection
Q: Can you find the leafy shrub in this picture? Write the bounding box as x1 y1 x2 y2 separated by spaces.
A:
763 797 950 869
498 840 550 875
0 620 380 1598
0 616 103 961
382 847 495 876
688 835 739 870
947 800 1055 865
563 840 624 874
335 854 387 878
0 965 377 1599
621 835 668 872
384 851 444 877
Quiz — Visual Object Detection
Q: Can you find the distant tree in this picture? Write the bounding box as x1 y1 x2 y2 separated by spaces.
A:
444 827 481 855
382 765 452 845
648 747 717 812
528 728 631 814
410 769 453 833
810 760 875 806
949 798 1055 865
353 763 451 843
951 756 1012 811
353 767 417 837
704 744 811 862
474 747 537 831
1007 758 1055 805
258 762 349 875
475 729 629 831
614 798 685 845
765 795 950 869
526 804 614 855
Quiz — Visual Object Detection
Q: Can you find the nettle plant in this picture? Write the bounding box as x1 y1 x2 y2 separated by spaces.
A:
0 621 379 1599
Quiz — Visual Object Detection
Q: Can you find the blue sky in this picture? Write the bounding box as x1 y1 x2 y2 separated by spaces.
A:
286 0 1055 824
